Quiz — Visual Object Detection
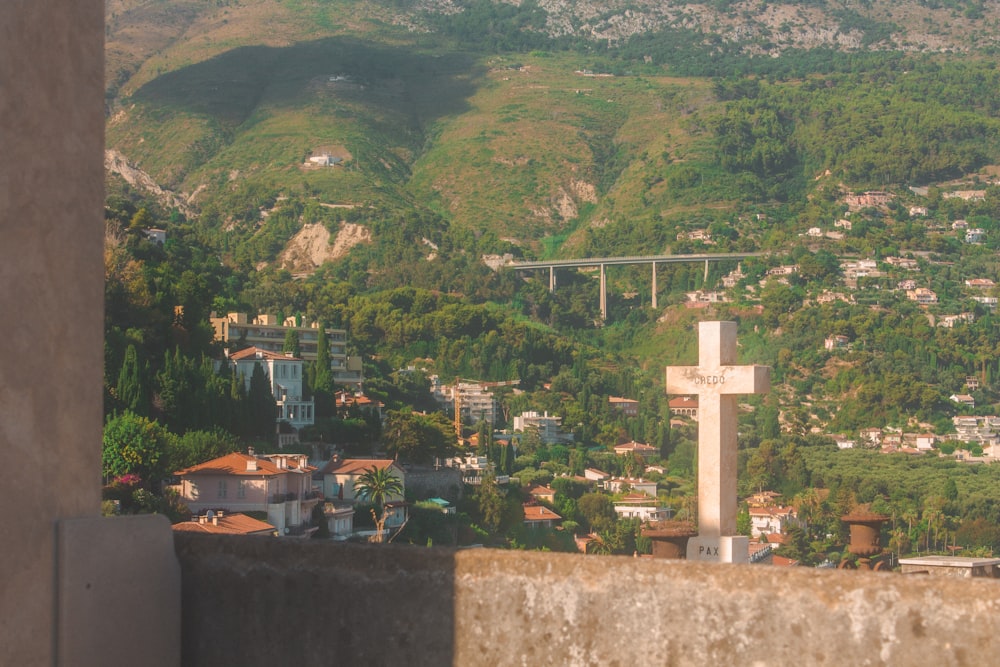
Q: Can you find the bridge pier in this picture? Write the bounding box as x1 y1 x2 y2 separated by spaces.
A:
652 263 658 310
549 266 556 292
600 264 607 320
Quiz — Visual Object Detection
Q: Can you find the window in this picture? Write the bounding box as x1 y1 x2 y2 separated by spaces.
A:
238 480 247 499
218 480 228 498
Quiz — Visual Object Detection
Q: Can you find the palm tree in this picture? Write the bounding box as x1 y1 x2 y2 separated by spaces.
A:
353 466 404 543
353 465 403 511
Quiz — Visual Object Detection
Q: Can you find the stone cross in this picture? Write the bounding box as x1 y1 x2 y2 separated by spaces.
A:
666 321 769 563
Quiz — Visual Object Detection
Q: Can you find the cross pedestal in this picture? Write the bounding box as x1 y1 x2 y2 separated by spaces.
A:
666 321 769 563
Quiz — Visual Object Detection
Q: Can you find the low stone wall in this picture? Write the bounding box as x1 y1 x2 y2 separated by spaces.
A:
175 533 1000 666
402 465 465 502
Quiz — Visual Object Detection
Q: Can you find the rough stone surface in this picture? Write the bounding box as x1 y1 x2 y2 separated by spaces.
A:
0 3 105 665
175 534 1000 666
58 515 181 666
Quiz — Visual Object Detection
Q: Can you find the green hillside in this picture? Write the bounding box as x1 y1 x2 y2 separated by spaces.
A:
102 0 1000 557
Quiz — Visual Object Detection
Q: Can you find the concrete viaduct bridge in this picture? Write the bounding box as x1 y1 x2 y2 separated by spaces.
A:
507 252 765 320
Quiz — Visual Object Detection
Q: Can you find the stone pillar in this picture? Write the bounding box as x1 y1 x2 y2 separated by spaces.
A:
0 4 179 666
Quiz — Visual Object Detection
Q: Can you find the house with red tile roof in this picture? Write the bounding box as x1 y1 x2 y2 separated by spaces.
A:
527 485 557 504
523 504 562 528
335 389 384 421
668 396 698 418
613 441 658 456
749 505 800 539
174 451 320 535
315 456 405 504
172 511 276 536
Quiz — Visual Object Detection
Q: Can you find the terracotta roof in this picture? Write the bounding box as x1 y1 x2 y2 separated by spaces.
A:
175 452 283 477
749 506 795 517
616 492 656 504
319 457 399 476
528 485 556 497
771 555 799 567
614 441 657 453
172 513 276 535
668 396 698 408
230 346 302 362
523 505 562 522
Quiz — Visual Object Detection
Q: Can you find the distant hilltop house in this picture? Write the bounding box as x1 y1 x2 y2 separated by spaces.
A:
965 278 996 289
965 228 986 244
937 313 975 328
677 229 713 243
972 296 998 311
685 290 728 306
909 206 928 217
844 191 893 210
952 219 969 230
950 394 976 408
824 335 850 351
721 266 745 288
907 288 938 305
815 291 854 305
885 256 919 270
944 190 986 201
608 396 638 417
143 228 166 244
306 153 343 167
613 441 658 456
831 435 856 450
841 259 880 280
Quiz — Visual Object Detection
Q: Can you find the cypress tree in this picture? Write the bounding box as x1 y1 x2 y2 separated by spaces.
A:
248 362 277 440
283 328 301 358
311 324 334 417
116 344 148 415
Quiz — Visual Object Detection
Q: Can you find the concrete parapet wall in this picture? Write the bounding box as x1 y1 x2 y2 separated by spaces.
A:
175 534 1000 666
